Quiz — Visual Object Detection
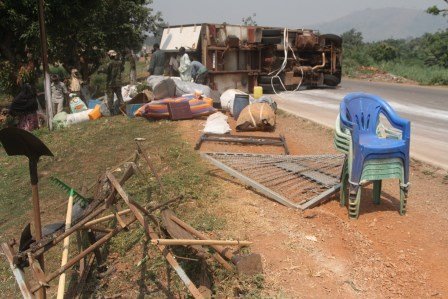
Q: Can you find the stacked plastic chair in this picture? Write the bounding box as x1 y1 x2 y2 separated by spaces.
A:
334 93 411 219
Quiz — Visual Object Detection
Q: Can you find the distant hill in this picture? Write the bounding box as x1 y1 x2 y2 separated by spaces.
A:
311 7 447 41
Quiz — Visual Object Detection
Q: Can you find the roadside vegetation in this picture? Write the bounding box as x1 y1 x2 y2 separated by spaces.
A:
341 28 448 85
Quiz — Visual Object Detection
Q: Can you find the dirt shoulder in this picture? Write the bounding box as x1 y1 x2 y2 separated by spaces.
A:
1 112 447 298
176 112 448 298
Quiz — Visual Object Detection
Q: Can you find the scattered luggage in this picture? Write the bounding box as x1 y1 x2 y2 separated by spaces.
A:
236 102 276 131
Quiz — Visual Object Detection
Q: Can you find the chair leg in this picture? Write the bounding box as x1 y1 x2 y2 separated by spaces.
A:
399 180 408 215
348 185 361 219
340 162 349 207
373 180 382 205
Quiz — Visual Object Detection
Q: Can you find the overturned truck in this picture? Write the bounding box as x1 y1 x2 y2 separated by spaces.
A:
160 23 342 93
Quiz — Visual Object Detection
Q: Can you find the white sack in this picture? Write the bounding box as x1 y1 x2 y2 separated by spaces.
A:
203 112 231 134
66 109 93 126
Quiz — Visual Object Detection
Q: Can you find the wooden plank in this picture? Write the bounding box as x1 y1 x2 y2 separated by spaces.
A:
1 243 34 299
151 239 252 246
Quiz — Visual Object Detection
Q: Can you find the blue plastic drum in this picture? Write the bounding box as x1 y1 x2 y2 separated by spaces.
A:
233 94 250 120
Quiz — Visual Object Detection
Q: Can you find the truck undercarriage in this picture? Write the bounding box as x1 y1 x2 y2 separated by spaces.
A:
160 24 342 93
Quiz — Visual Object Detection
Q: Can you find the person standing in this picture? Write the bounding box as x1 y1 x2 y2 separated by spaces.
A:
178 47 192 82
8 83 39 131
69 69 83 97
190 59 209 85
148 43 165 76
105 50 124 115
50 74 68 115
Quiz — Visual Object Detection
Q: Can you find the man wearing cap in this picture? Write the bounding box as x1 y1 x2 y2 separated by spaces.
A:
105 50 124 115
148 43 165 76
50 74 69 115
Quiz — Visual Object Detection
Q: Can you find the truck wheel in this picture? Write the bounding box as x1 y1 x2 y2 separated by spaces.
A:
262 29 282 37
258 83 285 94
320 34 342 47
258 75 282 84
323 74 341 86
261 37 281 45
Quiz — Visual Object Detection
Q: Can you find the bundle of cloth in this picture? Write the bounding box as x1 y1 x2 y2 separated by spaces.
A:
236 102 276 131
147 75 212 100
135 94 216 119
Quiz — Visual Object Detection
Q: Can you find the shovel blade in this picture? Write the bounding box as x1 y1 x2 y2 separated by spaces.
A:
0 127 53 159
232 253 263 276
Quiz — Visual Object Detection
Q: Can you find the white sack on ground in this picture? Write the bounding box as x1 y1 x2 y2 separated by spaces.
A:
66 109 93 126
147 75 211 99
219 89 247 115
120 85 138 102
174 80 211 98
203 112 231 134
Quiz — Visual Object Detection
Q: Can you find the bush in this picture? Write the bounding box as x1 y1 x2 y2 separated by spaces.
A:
49 65 69 80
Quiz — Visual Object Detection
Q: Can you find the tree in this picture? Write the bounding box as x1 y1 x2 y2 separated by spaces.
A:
427 0 448 17
418 30 448 67
368 43 399 62
341 29 363 48
0 0 164 96
242 13 257 26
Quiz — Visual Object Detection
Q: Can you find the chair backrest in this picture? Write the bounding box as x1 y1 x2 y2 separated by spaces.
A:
341 93 395 135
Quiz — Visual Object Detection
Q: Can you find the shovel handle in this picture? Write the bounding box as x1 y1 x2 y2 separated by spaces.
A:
29 158 39 185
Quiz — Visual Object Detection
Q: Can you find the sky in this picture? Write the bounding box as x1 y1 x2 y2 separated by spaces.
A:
152 0 442 27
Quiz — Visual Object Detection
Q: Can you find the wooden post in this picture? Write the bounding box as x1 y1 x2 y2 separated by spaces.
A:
37 0 53 130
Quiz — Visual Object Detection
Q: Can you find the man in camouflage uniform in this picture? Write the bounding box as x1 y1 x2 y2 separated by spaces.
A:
105 50 124 115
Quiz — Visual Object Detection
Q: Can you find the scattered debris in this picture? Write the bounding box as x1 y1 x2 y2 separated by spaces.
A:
195 133 290 154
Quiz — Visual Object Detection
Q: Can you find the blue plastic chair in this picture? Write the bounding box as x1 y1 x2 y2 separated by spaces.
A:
339 93 411 217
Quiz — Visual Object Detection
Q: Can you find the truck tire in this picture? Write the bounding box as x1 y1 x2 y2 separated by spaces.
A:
259 83 285 94
323 74 341 87
258 75 282 84
262 29 282 37
320 34 342 47
261 37 281 45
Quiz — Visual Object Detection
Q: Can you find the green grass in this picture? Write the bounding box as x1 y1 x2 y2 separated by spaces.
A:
378 61 448 85
342 58 448 86
0 116 262 297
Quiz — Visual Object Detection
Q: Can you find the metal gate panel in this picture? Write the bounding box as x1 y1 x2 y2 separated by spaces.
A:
201 152 344 209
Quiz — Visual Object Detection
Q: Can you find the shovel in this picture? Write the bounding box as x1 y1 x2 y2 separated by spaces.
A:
0 127 53 271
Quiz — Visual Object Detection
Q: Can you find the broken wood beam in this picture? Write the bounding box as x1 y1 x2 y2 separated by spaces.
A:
1 242 34 299
31 215 137 294
169 214 263 275
151 239 252 246
135 142 165 192
82 196 183 229
106 172 204 299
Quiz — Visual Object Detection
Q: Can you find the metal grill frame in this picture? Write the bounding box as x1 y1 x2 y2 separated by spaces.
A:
201 152 344 210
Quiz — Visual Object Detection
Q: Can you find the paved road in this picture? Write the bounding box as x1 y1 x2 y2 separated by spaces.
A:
273 78 448 169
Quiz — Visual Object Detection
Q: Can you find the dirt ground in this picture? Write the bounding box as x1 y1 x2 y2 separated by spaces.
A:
176 111 448 298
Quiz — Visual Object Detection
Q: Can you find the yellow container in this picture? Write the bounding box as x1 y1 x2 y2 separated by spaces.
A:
253 86 263 99
88 105 102 120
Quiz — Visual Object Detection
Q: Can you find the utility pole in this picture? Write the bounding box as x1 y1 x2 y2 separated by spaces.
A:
38 0 53 131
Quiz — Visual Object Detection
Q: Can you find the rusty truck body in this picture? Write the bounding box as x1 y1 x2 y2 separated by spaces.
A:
160 23 342 94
